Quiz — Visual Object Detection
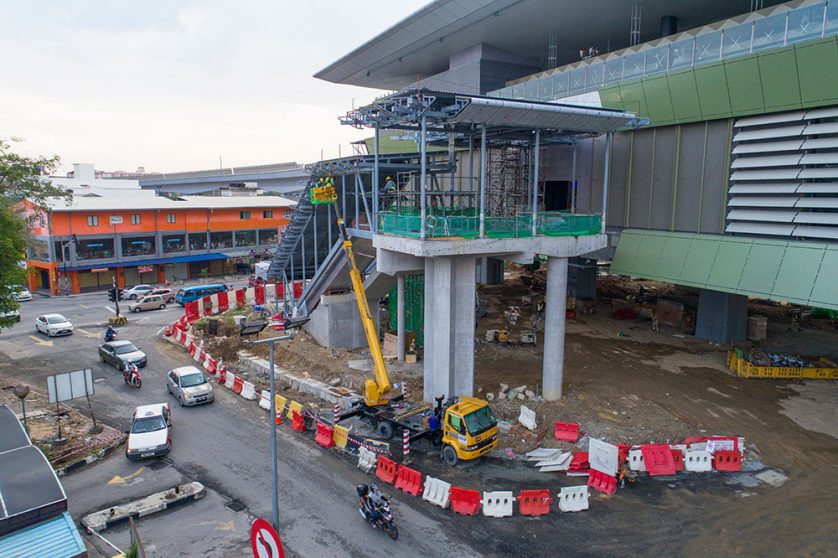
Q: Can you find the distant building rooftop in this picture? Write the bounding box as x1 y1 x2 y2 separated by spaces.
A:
42 191 296 212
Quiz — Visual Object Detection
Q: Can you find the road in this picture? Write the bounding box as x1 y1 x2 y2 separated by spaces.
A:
0 292 481 558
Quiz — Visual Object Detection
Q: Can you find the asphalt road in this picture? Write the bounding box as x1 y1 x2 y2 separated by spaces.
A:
0 292 482 558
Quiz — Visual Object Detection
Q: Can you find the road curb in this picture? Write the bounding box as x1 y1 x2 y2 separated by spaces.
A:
56 434 126 477
81 482 206 531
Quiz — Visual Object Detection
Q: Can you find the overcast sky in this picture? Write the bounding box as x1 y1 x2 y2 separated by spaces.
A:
0 1 428 174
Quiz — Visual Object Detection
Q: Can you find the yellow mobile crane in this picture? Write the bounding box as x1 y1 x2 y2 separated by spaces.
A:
310 178 499 465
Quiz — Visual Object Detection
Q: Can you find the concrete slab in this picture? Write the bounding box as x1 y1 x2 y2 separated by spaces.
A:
373 233 607 258
82 482 205 531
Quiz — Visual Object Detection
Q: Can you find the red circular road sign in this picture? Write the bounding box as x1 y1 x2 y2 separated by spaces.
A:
250 518 284 558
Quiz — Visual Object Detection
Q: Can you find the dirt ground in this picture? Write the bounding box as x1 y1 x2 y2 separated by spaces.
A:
0 377 122 469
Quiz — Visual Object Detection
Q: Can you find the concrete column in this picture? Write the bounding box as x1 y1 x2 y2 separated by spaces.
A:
423 255 476 402
695 289 747 343
542 256 568 400
397 274 406 362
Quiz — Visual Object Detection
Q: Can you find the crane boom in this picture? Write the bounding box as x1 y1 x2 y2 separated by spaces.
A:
312 182 391 406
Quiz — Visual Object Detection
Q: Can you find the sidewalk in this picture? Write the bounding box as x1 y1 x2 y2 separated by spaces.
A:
41 277 252 299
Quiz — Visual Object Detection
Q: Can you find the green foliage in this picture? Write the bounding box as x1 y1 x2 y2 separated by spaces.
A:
0 138 65 329
124 542 139 558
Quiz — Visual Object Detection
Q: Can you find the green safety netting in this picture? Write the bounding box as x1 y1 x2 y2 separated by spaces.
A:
378 210 601 239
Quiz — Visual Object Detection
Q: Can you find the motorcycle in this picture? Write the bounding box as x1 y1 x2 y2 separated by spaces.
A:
122 362 142 388
358 488 399 540
104 329 118 343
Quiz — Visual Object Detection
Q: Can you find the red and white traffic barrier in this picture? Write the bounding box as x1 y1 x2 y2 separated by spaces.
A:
402 428 410 459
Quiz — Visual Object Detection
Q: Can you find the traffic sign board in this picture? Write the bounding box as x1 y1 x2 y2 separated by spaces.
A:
251 518 284 558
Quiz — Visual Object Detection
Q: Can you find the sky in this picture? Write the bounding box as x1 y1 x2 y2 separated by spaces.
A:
0 1 428 174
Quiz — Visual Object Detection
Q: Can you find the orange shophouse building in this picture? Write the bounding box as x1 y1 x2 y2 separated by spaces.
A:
25 194 294 295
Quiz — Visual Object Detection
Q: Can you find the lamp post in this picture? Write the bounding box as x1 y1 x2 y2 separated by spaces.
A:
239 316 308 533
14 384 29 434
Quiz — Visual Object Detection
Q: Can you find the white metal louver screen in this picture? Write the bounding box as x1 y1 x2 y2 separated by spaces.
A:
726 107 838 240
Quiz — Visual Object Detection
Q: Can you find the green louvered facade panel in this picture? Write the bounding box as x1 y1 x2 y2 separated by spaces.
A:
642 76 675 125
610 230 838 310
795 38 838 107
693 64 732 119
618 81 648 119
724 56 764 116
758 49 803 112
666 70 703 122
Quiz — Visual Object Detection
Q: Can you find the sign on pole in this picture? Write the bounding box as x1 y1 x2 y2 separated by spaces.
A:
47 369 94 403
250 518 284 558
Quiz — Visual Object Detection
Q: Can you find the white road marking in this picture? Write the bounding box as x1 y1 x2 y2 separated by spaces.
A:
104 306 116 314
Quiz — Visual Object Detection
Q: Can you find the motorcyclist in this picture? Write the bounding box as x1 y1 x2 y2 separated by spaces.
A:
358 483 387 525
104 325 117 342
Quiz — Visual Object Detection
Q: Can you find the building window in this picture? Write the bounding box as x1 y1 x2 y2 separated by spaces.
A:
121 235 156 257
76 238 115 260
87 215 99 227
166 213 176 224
188 232 208 251
234 230 257 247
284 209 294 217
29 238 51 262
240 211 251 219
258 228 278 245
209 231 233 249
263 210 273 219
130 214 141 225
162 233 186 253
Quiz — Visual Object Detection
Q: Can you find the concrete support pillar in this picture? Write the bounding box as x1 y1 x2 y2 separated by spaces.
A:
397 274 406 362
695 289 747 344
542 256 568 400
423 255 476 402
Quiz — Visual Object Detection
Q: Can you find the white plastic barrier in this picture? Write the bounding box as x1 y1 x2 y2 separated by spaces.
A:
518 405 537 431
627 448 646 472
357 447 377 474
558 486 589 512
241 381 257 400
259 390 271 411
202 353 213 371
684 449 713 472
265 283 277 301
589 437 619 476
224 372 236 390
209 294 219 315
245 287 255 304
481 491 514 518
193 348 204 363
421 476 451 510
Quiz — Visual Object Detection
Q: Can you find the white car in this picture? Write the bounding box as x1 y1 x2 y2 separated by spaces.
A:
14 289 32 302
126 403 172 460
35 314 73 337
123 284 154 300
167 366 214 406
1 309 20 322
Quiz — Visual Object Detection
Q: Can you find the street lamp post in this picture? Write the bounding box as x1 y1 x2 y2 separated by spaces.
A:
239 317 307 533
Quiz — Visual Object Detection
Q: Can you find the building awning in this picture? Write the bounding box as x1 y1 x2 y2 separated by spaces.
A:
0 513 86 558
66 253 231 271
610 229 838 310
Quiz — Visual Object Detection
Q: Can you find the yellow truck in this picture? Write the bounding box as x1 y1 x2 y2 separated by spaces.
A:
311 180 498 465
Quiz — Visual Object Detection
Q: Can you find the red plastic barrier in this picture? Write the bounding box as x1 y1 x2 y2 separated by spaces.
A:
315 423 335 449
205 357 217 374
394 465 423 497
255 285 265 305
713 450 742 472
569 452 589 472
516 489 552 516
375 456 398 485
449 487 481 515
291 410 305 432
553 421 580 442
185 301 199 323
232 376 244 394
671 448 684 472
217 291 229 312
618 443 630 467
588 470 617 495
217 366 227 384
641 444 677 476
187 340 197 357
235 289 246 307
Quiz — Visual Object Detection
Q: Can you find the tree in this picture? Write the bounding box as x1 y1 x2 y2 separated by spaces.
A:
0 138 67 329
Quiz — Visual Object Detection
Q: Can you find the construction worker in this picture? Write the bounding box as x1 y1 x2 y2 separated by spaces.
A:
651 309 660 332
384 176 397 194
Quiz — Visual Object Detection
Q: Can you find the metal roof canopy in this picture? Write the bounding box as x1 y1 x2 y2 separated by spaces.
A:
340 88 638 143
0 406 68 538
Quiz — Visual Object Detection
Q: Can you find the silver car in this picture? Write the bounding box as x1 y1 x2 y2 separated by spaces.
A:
167 366 214 407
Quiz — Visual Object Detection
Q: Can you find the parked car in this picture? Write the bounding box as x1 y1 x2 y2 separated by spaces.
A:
123 284 154 300
166 366 214 406
126 403 172 460
99 340 147 370
149 288 176 303
129 294 167 313
174 284 227 305
1 309 20 322
35 314 73 337
14 288 32 302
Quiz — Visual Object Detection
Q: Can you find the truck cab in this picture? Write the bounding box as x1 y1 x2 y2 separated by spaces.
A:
441 397 498 465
